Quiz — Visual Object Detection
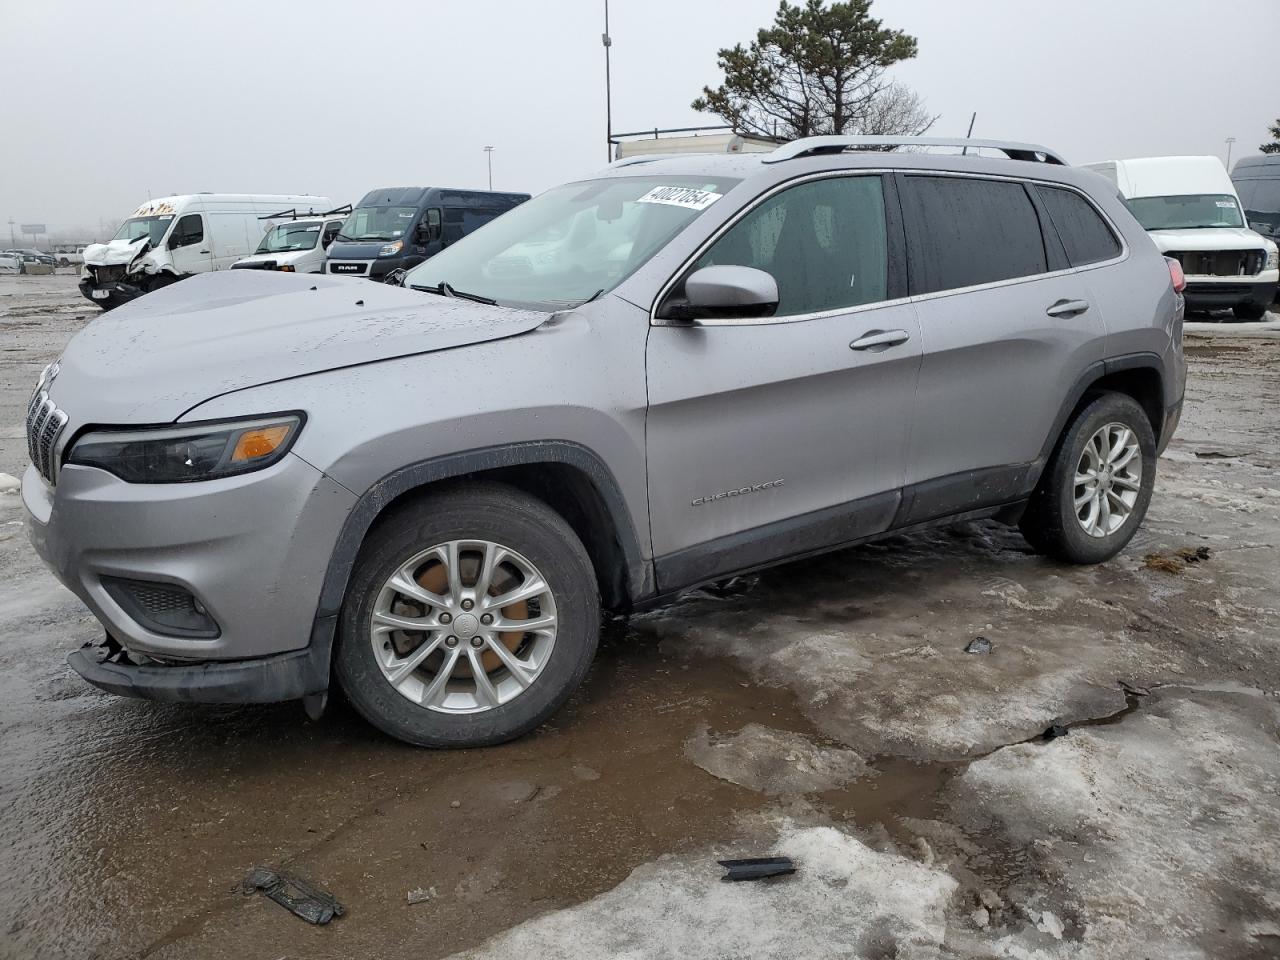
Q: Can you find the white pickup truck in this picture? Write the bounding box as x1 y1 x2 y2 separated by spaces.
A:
231 209 349 275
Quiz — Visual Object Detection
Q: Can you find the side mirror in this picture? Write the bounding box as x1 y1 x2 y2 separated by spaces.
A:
662 265 779 322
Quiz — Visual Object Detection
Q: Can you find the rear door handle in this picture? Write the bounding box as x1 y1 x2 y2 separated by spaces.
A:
850 329 910 351
1046 298 1090 318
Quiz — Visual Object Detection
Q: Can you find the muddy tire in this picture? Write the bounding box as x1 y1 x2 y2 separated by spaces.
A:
1020 392 1156 564
335 483 600 748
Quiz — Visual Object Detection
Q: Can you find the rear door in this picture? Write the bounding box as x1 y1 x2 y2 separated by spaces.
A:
897 173 1106 524
646 173 923 588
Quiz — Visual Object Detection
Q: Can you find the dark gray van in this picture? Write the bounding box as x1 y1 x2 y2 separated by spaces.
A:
325 186 530 281
1233 155 1280 243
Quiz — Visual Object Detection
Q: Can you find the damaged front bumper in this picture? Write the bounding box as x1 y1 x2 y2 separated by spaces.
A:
78 276 146 310
69 634 330 704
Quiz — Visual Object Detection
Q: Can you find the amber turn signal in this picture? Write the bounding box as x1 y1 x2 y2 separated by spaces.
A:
231 425 291 462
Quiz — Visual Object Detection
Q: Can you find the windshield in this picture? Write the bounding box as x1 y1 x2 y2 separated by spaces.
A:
1125 194 1245 231
256 222 324 253
337 205 418 242
404 176 740 308
1238 178 1280 239
112 215 174 246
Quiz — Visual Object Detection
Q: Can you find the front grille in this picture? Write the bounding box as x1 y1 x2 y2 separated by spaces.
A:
329 262 367 275
25 389 68 484
230 260 275 270
1165 249 1266 277
89 263 128 284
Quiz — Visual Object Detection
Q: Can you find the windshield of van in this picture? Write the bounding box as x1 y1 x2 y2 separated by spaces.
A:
336 206 418 242
1125 194 1245 230
404 176 740 308
112 215 174 246
256 222 324 253
1237 178 1280 239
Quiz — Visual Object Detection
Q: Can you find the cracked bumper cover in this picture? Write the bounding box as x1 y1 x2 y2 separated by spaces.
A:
69 633 332 703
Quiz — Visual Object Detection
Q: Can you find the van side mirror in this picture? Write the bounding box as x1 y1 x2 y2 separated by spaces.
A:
659 265 779 323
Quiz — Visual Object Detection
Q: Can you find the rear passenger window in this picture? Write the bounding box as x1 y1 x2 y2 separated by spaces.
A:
692 175 888 317
901 176 1046 294
1037 185 1122 266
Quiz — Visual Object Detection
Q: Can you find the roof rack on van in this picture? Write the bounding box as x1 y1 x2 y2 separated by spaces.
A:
258 203 353 220
761 136 1068 165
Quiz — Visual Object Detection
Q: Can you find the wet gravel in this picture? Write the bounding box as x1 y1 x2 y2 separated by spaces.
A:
2 275 1279 959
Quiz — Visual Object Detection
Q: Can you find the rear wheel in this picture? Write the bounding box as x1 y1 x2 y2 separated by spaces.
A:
335 484 600 747
1020 392 1156 564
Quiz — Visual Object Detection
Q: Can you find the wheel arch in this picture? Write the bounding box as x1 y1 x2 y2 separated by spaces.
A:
1039 354 1166 463
314 442 653 632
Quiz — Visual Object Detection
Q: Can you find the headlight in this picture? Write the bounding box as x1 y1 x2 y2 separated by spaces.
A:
278 264 295 272
66 414 303 483
1266 245 1279 271
378 240 404 257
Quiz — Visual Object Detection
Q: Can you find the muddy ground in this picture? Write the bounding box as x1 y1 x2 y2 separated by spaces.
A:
1 274 1279 960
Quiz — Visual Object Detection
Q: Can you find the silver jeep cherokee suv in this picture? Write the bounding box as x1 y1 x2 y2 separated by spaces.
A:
24 136 1186 747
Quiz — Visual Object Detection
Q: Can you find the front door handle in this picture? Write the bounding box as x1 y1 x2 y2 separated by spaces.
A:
850 329 910 351
1046 298 1090 318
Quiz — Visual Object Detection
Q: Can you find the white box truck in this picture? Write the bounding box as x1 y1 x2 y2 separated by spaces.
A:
1084 156 1278 319
80 194 333 310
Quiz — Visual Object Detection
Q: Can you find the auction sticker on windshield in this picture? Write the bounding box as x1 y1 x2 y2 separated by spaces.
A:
637 186 722 211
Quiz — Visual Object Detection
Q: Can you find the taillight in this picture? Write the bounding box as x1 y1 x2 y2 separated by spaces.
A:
1166 256 1186 294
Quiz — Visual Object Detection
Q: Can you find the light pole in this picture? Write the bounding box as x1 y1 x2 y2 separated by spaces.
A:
603 0 613 163
1226 136 1237 171
483 146 494 190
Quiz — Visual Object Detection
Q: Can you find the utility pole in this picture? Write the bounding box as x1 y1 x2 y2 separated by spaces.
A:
483 146 494 190
1225 136 1237 171
603 0 613 163
7 218 14 247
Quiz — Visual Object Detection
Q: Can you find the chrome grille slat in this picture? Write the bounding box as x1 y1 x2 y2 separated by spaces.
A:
24 387 68 484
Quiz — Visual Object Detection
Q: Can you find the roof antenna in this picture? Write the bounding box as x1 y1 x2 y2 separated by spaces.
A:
962 113 977 156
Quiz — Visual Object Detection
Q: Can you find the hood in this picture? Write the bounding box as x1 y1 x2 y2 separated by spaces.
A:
235 248 312 267
49 270 549 424
83 236 151 267
1148 226 1270 252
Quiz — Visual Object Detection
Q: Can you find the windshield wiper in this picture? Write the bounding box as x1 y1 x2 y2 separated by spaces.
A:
409 281 497 306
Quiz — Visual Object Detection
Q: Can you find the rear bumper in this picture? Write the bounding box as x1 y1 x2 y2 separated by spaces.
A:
1182 277 1277 310
69 633 330 703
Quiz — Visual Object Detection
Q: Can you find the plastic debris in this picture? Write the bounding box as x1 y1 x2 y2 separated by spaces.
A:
407 886 437 905
240 867 344 925
1043 724 1070 741
718 856 796 882
964 637 993 655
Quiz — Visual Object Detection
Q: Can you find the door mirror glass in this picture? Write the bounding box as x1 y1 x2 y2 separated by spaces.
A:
674 265 779 321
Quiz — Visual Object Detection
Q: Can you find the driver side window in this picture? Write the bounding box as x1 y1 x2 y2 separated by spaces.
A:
692 176 888 318
170 214 204 249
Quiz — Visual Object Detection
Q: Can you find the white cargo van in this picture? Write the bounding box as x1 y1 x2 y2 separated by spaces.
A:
80 194 333 310
1084 156 1278 319
231 207 349 275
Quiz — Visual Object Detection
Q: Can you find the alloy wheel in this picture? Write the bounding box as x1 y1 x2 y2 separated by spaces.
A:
1073 422 1142 538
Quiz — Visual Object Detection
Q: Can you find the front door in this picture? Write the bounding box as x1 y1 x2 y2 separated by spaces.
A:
645 173 923 590
167 212 212 275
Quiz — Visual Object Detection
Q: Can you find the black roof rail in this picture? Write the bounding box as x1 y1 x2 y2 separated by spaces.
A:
258 204 352 221
761 136 1068 166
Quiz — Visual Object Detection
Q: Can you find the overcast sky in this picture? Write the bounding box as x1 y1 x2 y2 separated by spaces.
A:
2 0 1276 238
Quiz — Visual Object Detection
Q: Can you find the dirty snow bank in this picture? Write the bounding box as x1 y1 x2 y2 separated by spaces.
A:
446 823 957 960
949 687 1280 959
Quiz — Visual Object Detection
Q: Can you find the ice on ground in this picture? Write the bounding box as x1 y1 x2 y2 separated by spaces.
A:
684 723 872 795
0 472 19 494
949 687 1280 959
445 823 957 960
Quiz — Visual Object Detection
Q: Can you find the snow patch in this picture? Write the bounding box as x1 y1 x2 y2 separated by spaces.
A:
684 723 872 795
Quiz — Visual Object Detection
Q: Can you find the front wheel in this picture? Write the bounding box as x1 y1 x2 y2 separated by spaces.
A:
1232 301 1268 321
1020 392 1156 564
335 484 600 747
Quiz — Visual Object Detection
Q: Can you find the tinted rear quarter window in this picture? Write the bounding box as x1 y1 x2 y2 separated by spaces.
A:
1037 185 1122 266
900 176 1047 294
